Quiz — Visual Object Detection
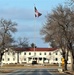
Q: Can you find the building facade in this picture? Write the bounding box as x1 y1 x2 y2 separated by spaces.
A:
2 48 71 64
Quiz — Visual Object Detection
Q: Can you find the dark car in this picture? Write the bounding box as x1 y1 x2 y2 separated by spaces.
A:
32 60 37 65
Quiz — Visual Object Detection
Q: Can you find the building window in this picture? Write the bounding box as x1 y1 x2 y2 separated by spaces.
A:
40 53 41 55
35 53 36 55
29 52 31 55
28 57 31 61
56 53 58 55
13 58 15 61
8 58 10 61
55 58 58 61
13 52 15 55
44 58 46 61
44 52 46 55
2 58 4 61
24 52 26 55
24 58 26 61
39 58 42 61
49 53 51 55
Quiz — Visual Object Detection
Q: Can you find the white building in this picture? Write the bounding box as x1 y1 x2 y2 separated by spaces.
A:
2 48 71 64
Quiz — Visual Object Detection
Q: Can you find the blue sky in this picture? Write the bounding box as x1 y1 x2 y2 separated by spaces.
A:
0 0 65 47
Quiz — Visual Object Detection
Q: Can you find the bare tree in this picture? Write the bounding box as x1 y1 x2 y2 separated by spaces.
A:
67 0 74 5
0 18 17 64
40 5 74 71
65 0 74 10
14 37 29 48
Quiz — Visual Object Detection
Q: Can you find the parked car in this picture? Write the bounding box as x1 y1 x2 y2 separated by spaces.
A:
32 60 37 65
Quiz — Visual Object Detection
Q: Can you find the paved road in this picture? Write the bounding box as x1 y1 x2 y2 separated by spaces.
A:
0 69 68 75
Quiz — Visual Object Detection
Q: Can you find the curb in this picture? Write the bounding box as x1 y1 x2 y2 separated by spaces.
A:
65 71 74 75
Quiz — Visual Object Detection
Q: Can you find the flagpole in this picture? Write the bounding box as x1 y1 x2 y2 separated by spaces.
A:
33 4 35 58
33 5 42 59
34 4 37 58
34 13 36 57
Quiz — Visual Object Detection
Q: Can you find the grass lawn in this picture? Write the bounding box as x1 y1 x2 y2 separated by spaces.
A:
0 64 59 69
0 69 14 73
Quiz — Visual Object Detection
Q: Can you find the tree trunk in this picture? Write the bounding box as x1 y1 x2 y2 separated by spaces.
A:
17 52 19 63
72 57 74 71
0 52 4 65
62 51 68 71
0 53 2 62
70 52 74 71
73 58 74 70
64 59 67 70
65 50 68 71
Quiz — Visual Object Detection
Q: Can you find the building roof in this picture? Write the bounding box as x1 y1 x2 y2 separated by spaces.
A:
13 48 57 52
